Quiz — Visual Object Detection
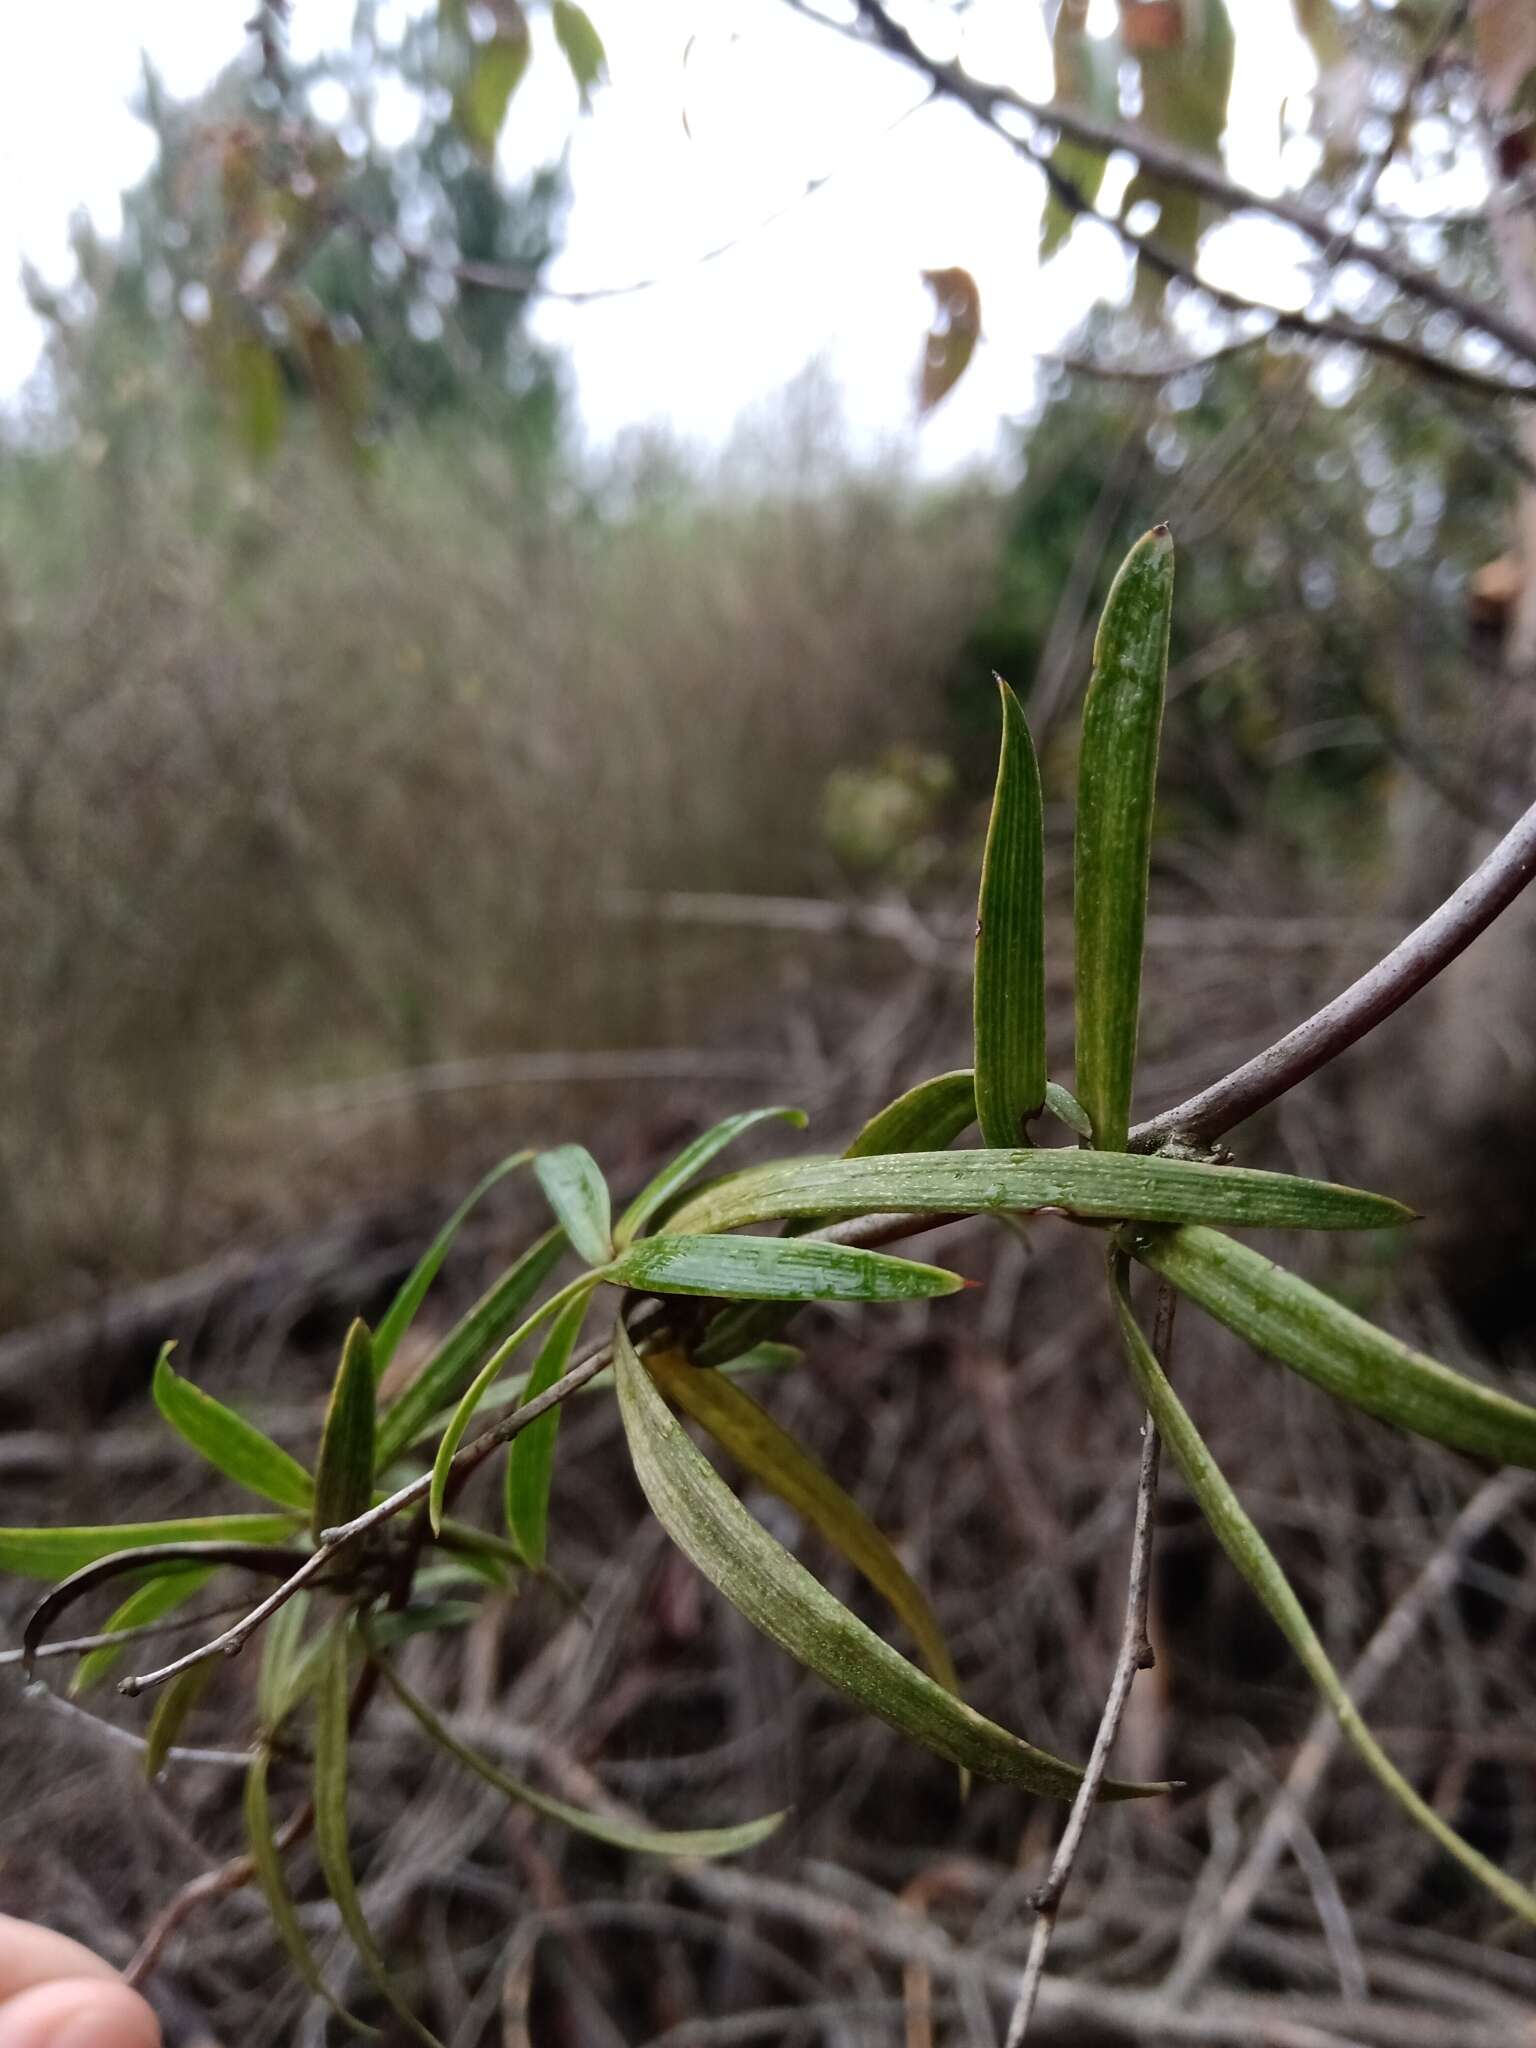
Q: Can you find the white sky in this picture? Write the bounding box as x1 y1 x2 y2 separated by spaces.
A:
0 0 1324 472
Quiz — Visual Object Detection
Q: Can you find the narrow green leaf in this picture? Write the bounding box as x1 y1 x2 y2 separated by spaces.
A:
1108 1254 1536 1928
646 1349 959 1695
366 1602 480 1651
665 1151 1410 1239
845 1070 977 1158
535 1145 613 1267
428 1276 598 1535
506 1293 591 1567
974 677 1047 1146
371 1644 783 1858
256 1591 312 1733
228 335 285 462
1044 1081 1093 1139
609 1233 964 1305
1128 1224 1536 1469
144 1662 216 1780
552 0 607 102
71 1567 214 1696
695 1073 978 1368
153 1345 314 1513
614 1322 1162 1800
455 28 531 157
0 1517 300 1581
315 1627 442 2046
375 1227 566 1473
374 1151 532 1375
614 1110 807 1249
246 1740 370 2032
1074 525 1175 1153
312 1321 377 1542
406 1337 801 1448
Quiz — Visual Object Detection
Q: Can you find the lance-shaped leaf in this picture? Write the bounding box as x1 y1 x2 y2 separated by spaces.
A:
246 1740 371 2034
375 1227 566 1472
398 1340 801 1452
609 1233 964 1305
312 1321 377 1542
553 0 607 103
370 1642 784 1858
845 1070 978 1158
974 677 1047 1147
614 1321 1162 1800
1109 1254 1536 1928
695 1073 980 1367
315 1627 442 2046
365 1602 479 1651
1045 1081 1093 1139
0 1516 300 1581
144 1662 216 1780
256 1591 313 1735
505 1292 591 1567
615 1108 807 1249
450 0 531 159
666 1151 1408 1239
71 1567 215 1696
535 1145 613 1267
373 1150 531 1376
429 1275 598 1534
153 1345 314 1513
1128 1224 1536 1469
1074 525 1175 1153
646 1349 958 1695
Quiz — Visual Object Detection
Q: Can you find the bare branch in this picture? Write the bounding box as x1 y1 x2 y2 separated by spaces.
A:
1131 795 1536 1150
1163 1466 1536 2004
1004 1284 1175 2045
837 0 1536 384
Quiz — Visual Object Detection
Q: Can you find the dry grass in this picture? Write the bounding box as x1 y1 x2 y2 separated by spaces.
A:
0 430 998 1321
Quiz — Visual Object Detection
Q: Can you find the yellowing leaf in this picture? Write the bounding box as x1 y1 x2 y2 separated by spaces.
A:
646 1348 959 1696
918 267 981 415
1470 0 1536 118
553 0 608 105
614 1321 1165 1801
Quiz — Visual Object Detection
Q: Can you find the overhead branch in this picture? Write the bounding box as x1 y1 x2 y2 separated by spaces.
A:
838 0 1536 384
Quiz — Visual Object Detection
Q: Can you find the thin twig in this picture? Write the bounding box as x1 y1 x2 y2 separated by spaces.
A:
834 0 1536 385
1163 1466 1536 2003
113 1207 964 1699
23 1683 252 1771
1003 1285 1175 2045
1131 795 1536 1150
